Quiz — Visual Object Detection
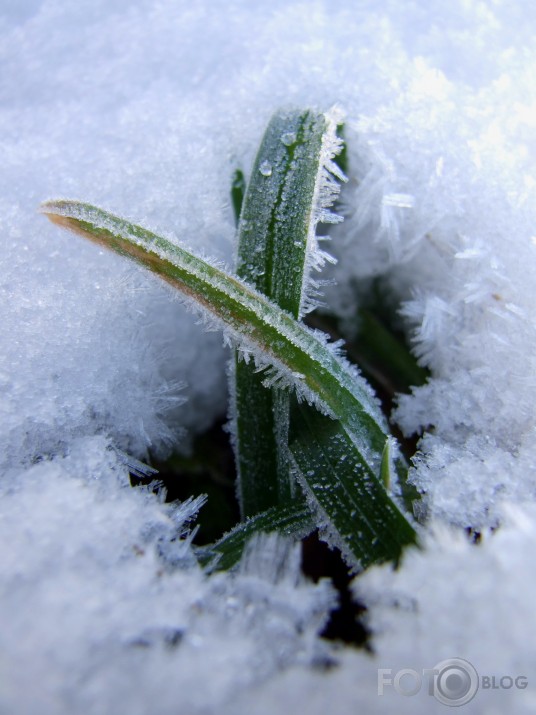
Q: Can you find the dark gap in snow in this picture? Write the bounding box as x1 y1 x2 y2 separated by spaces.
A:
133 417 240 546
302 532 371 648
133 420 374 648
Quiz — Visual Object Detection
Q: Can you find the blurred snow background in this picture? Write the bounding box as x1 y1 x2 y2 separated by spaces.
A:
1 0 536 712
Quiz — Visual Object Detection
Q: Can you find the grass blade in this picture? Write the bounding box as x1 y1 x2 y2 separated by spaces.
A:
289 400 417 571
237 109 344 318
233 109 344 517
196 499 314 572
41 200 390 474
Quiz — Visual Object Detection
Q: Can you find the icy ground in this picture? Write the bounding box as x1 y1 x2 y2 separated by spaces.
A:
1 1 536 713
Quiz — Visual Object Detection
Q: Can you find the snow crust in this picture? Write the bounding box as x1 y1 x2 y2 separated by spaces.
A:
2 0 536 712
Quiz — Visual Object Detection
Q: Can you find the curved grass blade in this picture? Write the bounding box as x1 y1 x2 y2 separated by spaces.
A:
196 499 314 572
233 109 344 517
41 199 391 475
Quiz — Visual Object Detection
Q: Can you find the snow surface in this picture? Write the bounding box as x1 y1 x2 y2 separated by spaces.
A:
2 0 536 712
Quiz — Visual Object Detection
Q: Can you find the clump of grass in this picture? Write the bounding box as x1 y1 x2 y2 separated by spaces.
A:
41 107 420 574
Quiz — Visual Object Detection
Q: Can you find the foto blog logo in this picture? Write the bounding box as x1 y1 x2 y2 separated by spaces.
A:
378 657 528 707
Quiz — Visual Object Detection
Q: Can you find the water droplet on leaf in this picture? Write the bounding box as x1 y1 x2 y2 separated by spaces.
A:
259 160 272 177
281 131 296 146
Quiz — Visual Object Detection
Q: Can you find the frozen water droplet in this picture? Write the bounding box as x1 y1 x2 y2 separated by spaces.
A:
259 160 272 177
281 131 296 147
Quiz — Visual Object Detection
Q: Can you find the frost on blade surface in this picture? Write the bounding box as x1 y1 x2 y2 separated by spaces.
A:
289 400 417 572
236 107 346 320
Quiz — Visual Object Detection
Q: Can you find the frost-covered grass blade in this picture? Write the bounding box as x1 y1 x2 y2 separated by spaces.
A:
236 108 344 319
40 200 391 475
289 400 417 570
197 499 314 572
233 109 344 517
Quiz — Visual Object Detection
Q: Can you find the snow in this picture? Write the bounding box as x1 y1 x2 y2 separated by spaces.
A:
0 439 334 714
225 509 536 715
2 0 536 712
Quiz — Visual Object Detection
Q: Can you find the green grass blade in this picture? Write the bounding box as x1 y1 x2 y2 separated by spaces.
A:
233 109 344 517
232 363 288 515
230 167 283 516
237 109 343 318
40 200 392 475
289 400 417 571
196 499 315 572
